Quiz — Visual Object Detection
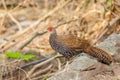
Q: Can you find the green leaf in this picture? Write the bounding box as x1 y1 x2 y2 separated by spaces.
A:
5 52 35 61
5 52 22 58
22 54 35 61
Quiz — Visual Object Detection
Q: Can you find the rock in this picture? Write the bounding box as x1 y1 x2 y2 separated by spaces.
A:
48 33 120 80
48 71 81 80
69 55 97 71
97 33 120 55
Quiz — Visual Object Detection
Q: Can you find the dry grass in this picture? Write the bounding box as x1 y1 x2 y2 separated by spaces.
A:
0 0 120 80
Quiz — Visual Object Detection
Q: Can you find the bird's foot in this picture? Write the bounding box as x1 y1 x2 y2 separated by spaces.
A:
63 61 70 72
56 61 70 75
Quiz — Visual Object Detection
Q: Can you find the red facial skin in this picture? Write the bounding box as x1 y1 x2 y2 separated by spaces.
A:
47 27 54 32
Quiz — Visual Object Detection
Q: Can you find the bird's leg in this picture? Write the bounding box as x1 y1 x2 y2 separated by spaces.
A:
59 57 70 73
63 55 77 71
56 60 70 75
63 55 73 71
63 60 70 72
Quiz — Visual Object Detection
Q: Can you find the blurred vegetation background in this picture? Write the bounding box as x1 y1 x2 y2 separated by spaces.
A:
0 0 120 80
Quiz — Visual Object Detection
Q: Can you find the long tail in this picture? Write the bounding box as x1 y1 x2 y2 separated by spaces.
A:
84 46 113 65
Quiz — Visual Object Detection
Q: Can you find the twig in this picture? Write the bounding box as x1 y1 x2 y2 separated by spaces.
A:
32 72 55 80
114 2 120 6
2 54 62 78
0 0 71 52
93 16 120 44
31 64 53 78
19 57 51 70
27 54 62 77
19 18 78 50
16 67 32 80
109 16 120 26
19 31 46 50
2 0 22 31
2 56 51 77
7 12 22 31
2 0 7 11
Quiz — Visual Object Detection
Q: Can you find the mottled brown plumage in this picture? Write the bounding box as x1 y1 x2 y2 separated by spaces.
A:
47 27 113 65
84 46 113 65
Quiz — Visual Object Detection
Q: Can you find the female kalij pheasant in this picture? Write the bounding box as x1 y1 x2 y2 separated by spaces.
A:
47 27 113 65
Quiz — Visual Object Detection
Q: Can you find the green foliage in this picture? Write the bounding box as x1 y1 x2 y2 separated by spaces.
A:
22 54 35 61
42 75 49 80
5 52 35 61
107 0 112 5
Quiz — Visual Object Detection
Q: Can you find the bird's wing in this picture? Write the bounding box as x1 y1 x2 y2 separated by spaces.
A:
56 35 84 50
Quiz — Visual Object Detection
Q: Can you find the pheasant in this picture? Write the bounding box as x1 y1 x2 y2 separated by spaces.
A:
47 27 113 65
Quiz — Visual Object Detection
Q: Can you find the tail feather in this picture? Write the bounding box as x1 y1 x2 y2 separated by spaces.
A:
84 46 113 65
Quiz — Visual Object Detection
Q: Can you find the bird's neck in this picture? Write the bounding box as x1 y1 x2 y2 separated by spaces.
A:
49 29 59 50
50 29 57 38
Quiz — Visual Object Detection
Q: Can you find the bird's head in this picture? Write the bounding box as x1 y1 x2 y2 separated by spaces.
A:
47 27 54 32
